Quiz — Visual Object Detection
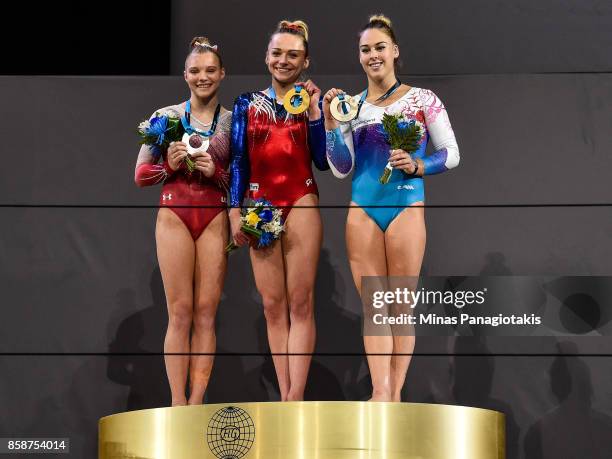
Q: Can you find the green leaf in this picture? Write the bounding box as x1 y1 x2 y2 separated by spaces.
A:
381 114 423 152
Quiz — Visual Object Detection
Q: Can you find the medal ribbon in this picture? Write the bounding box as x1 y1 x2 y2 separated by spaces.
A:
181 100 221 136
355 78 402 118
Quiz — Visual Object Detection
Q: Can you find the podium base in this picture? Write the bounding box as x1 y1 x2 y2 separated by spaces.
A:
99 401 504 458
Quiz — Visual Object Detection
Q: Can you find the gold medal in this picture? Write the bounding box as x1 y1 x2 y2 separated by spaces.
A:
330 93 359 122
283 85 310 115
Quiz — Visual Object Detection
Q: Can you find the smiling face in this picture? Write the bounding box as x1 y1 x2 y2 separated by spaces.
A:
265 32 309 85
183 52 225 99
358 28 399 81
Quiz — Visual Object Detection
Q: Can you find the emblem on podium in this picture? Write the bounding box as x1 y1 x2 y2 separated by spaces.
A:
206 406 255 459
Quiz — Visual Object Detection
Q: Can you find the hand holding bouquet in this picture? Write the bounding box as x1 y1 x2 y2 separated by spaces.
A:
137 112 196 172
379 113 423 184
226 199 284 252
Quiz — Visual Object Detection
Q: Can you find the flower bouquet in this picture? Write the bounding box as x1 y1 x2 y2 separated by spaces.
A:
379 113 424 184
138 112 196 172
226 198 284 252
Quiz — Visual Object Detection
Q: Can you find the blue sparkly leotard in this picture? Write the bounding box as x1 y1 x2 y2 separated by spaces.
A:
326 87 460 231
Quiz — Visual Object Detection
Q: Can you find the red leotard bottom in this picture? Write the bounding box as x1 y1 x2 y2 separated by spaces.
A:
246 136 320 220
250 184 318 221
160 175 226 240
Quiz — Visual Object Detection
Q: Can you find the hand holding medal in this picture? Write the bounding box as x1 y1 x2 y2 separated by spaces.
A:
325 79 402 125
167 141 188 171
180 101 221 172
323 88 363 124
330 93 360 122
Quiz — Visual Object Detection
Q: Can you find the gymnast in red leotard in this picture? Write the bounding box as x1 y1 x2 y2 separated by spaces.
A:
230 83 328 219
134 36 230 406
229 20 328 401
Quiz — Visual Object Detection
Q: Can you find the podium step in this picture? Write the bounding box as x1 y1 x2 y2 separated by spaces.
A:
99 401 505 459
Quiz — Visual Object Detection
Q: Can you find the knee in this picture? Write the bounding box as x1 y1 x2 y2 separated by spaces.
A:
261 293 287 325
193 301 217 332
288 288 313 322
167 300 193 333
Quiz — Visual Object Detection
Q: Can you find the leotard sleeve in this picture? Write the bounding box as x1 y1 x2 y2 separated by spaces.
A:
229 93 251 207
325 120 355 179
206 111 232 191
418 89 460 175
134 146 175 187
307 101 330 171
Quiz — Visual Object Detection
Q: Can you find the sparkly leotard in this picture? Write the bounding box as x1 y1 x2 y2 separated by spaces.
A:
135 103 231 240
326 87 460 230
229 91 328 218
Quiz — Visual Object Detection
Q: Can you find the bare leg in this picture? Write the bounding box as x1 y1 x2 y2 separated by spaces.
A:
346 204 392 401
155 208 195 406
188 212 228 404
385 204 426 402
282 194 322 401
250 236 290 400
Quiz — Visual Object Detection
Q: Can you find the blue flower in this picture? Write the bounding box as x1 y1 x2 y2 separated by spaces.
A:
397 120 414 133
148 115 169 146
259 209 273 223
259 231 274 248
255 198 273 208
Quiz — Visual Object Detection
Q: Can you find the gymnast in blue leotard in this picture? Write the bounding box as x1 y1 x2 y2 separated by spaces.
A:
323 15 459 402
327 85 458 230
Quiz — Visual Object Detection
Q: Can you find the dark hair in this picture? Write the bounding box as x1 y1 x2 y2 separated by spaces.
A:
270 20 309 57
186 36 223 68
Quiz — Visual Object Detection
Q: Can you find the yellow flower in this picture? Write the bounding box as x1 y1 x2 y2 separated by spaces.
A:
246 212 261 226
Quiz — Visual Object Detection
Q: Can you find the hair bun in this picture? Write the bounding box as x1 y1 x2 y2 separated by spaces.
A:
368 14 392 28
190 36 211 50
278 19 309 42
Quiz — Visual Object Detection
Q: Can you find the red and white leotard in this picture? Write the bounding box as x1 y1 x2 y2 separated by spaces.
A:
135 103 231 240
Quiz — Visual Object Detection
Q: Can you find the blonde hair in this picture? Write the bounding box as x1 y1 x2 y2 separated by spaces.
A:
278 20 309 42
362 14 397 44
368 14 392 28
273 19 310 55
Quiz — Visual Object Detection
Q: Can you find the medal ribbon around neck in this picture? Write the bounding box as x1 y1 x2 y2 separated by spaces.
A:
181 100 221 136
357 78 402 117
332 79 402 122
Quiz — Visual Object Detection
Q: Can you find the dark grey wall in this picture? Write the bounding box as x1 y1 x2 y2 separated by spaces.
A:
171 0 612 75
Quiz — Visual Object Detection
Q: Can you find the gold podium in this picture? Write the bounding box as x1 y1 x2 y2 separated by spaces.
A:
99 402 505 458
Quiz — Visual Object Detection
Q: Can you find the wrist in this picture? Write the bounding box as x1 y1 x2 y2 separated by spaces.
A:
416 159 424 176
325 120 340 131
205 163 216 178
308 106 322 121
163 160 177 174
405 159 419 176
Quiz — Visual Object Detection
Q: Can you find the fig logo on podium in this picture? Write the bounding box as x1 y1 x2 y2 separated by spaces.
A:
206 406 255 458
